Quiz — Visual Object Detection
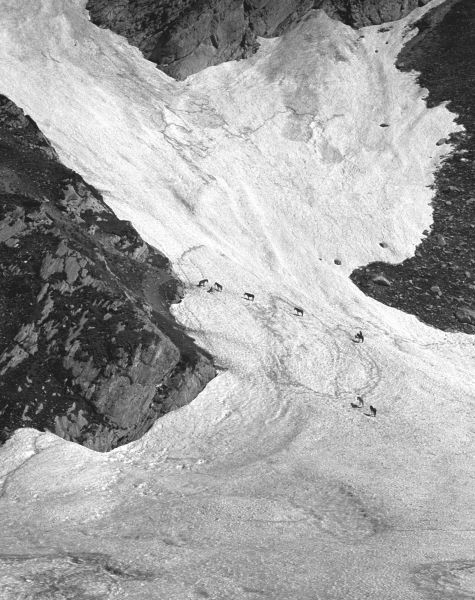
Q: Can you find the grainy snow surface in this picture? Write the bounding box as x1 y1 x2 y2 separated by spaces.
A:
0 1 474 598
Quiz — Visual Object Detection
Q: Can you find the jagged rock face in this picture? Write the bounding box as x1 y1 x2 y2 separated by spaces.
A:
321 0 431 27
86 0 430 79
0 96 215 451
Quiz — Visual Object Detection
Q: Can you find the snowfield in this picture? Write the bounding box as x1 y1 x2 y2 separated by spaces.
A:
0 0 474 598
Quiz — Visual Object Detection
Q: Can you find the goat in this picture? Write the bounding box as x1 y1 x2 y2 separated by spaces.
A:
351 396 364 409
198 278 208 287
214 282 223 292
369 405 377 417
244 292 255 301
294 307 304 317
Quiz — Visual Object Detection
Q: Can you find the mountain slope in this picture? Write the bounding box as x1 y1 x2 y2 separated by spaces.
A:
0 1 473 599
0 95 215 450
351 0 475 332
86 0 431 78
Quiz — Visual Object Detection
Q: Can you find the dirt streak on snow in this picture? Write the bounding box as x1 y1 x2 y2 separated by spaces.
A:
0 1 473 599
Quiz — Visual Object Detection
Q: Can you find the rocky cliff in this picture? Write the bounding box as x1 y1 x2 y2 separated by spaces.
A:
0 96 215 451
86 0 430 79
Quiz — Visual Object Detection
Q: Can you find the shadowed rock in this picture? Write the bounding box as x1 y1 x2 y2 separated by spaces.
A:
86 0 431 79
0 95 215 451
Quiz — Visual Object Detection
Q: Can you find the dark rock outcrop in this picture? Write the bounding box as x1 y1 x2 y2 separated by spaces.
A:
86 0 430 79
0 96 215 451
351 0 475 334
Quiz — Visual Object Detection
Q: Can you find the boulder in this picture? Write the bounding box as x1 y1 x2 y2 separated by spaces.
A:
434 233 447 246
455 307 475 324
371 274 391 286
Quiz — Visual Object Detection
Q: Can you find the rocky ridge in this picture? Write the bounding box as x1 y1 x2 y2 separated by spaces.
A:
0 96 215 451
86 0 431 79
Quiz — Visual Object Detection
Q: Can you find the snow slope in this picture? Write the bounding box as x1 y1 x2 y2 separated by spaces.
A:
0 1 474 598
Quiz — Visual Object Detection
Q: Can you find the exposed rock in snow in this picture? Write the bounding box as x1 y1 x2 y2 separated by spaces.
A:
0 96 215 450
86 0 432 78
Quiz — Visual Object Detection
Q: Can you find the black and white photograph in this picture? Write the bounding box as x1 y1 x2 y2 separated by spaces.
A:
0 0 473 598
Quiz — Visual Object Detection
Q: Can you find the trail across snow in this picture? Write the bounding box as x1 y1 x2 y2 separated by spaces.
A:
0 1 474 598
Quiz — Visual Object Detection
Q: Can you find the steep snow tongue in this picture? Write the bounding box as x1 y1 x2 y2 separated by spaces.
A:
178 6 460 278
0 1 474 599
0 1 460 287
